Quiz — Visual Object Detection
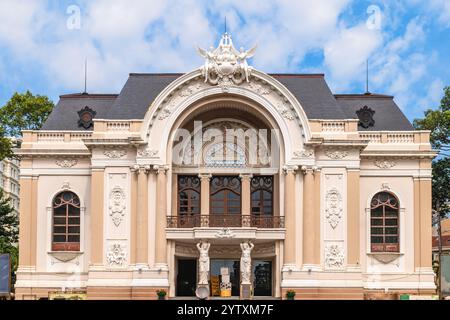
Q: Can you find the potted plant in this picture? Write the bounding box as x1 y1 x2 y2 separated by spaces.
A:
156 289 167 300
286 290 296 300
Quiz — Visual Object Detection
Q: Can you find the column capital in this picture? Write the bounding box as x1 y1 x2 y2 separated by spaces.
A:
300 165 320 174
131 164 151 174
282 165 298 174
239 173 253 181
153 164 169 174
198 173 212 181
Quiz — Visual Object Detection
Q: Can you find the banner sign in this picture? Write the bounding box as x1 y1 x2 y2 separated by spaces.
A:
0 254 11 295
441 255 450 298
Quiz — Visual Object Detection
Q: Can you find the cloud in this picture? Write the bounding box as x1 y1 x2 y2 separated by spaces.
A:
0 0 447 124
323 23 383 90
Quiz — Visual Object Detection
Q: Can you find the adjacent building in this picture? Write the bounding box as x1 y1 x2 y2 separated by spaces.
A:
15 33 436 299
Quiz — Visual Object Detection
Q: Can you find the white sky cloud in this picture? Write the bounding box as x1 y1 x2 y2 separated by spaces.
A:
0 0 447 119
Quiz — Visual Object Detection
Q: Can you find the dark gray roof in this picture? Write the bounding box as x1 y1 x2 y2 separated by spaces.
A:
106 74 179 119
42 73 413 131
335 94 413 131
41 93 117 130
272 74 347 119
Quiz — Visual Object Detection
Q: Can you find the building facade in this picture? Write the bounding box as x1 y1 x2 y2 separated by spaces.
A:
15 33 436 299
1 154 20 216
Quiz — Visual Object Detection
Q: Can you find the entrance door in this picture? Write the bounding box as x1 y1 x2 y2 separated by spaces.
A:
210 259 240 297
176 259 197 296
253 260 272 296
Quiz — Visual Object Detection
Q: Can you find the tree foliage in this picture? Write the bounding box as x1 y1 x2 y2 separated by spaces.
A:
0 90 54 137
0 188 18 288
414 86 450 217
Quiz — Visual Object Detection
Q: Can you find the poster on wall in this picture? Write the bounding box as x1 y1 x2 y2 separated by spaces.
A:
0 254 11 296
441 255 450 298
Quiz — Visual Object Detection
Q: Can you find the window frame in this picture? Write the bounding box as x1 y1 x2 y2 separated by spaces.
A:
51 191 81 252
370 192 400 253
177 175 201 216
250 175 274 217
209 176 242 216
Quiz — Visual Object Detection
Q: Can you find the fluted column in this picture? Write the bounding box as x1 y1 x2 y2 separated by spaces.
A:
155 165 168 265
198 173 211 227
283 166 298 265
240 174 253 227
136 165 150 266
302 166 315 265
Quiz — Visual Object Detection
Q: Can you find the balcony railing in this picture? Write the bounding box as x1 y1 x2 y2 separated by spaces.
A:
166 214 285 228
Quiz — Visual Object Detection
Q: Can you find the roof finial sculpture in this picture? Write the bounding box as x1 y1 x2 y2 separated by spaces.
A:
197 32 257 86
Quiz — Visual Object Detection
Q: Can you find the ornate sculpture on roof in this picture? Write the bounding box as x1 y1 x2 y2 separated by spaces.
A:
197 32 257 86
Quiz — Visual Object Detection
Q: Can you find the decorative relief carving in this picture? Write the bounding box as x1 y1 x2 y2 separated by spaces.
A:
325 150 348 159
175 243 275 257
324 244 345 269
103 149 126 158
109 186 126 227
276 103 294 120
374 159 396 169
325 188 343 229
106 243 127 266
247 82 271 95
137 148 159 157
381 183 390 191
55 159 77 168
179 83 202 97
61 181 71 190
158 107 172 120
214 228 236 238
293 149 314 158
49 251 82 264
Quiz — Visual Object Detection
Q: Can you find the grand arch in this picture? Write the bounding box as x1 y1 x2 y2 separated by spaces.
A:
138 68 313 166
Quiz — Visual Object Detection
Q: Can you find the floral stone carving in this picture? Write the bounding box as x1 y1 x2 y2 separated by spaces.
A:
109 186 126 227
325 244 344 269
106 243 127 266
325 188 343 229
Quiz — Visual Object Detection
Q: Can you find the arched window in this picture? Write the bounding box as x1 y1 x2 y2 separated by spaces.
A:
177 176 200 227
52 191 80 251
251 176 273 216
210 176 241 226
370 192 399 252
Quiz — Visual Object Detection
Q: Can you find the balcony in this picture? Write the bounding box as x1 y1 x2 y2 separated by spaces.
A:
166 214 285 228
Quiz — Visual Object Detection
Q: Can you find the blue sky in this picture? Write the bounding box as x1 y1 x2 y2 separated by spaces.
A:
0 0 448 122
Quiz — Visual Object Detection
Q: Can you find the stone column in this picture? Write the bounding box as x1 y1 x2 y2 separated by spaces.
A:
283 166 297 265
240 174 253 227
198 173 211 227
347 170 360 266
90 169 104 266
313 167 321 265
419 178 432 268
155 165 168 266
136 165 150 266
129 165 139 264
302 166 315 266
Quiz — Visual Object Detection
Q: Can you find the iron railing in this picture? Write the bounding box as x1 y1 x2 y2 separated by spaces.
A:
166 214 285 228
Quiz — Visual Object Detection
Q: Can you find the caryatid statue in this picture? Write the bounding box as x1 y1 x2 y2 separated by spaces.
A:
197 240 211 285
240 241 254 285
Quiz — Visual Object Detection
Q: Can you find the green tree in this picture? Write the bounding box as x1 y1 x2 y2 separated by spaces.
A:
0 90 54 137
0 127 13 161
413 86 450 217
0 188 18 288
